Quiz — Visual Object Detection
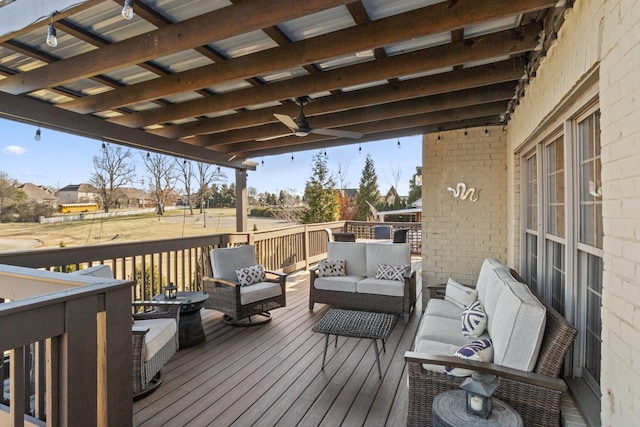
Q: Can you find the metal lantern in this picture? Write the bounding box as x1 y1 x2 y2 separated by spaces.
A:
165 282 177 300
459 372 497 419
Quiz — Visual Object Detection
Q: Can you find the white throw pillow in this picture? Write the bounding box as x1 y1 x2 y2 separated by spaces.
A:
445 339 494 377
374 264 408 281
462 300 487 338
235 264 266 287
444 278 478 308
318 260 346 277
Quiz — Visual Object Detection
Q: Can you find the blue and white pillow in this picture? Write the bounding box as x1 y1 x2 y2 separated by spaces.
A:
445 339 493 377
235 264 266 287
461 300 487 338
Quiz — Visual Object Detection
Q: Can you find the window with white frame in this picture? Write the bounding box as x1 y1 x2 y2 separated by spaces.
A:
520 104 602 397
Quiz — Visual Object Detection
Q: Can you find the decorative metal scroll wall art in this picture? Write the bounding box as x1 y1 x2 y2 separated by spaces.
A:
447 182 479 202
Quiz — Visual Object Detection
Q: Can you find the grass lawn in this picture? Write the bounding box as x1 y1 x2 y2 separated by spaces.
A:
0 208 291 252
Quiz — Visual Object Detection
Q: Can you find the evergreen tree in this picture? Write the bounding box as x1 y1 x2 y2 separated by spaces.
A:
301 153 339 224
355 154 380 220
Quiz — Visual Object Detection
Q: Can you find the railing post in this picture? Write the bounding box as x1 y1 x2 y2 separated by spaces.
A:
303 225 310 271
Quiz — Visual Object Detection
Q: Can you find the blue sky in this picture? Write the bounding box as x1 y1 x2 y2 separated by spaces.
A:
0 118 422 196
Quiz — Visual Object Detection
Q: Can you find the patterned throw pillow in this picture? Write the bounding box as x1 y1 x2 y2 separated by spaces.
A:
318 260 346 277
444 339 494 377
444 278 478 308
461 300 487 338
375 264 408 281
235 264 266 287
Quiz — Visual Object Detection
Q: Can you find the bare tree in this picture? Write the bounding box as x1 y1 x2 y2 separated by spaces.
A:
90 144 135 213
385 163 403 205
336 162 350 190
195 162 226 226
175 159 195 215
142 153 178 215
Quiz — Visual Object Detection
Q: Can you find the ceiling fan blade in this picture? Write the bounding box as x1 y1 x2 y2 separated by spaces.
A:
274 114 299 132
311 128 363 139
256 133 293 141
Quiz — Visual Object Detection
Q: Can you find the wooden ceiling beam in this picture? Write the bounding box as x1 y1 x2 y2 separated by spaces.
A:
228 101 506 156
109 24 540 129
153 58 524 139
198 82 515 147
240 116 501 158
0 0 352 95
56 0 552 115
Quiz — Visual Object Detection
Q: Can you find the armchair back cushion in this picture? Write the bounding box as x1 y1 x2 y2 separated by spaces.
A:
71 264 114 278
327 242 367 277
365 243 410 278
210 245 258 283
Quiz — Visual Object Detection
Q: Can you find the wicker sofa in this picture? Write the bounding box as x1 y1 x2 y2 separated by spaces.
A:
404 258 577 426
309 241 416 319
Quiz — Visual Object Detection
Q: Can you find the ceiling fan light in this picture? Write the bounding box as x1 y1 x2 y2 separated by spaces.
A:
294 130 310 137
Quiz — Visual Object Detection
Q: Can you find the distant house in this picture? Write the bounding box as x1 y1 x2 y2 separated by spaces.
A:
57 184 100 204
112 187 148 208
16 183 58 206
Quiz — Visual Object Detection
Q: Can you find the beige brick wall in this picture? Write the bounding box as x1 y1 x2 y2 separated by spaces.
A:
599 0 640 425
503 0 640 425
421 127 507 307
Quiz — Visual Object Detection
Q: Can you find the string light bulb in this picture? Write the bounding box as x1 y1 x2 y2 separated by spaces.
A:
358 143 362 154
397 139 401 149
484 126 489 136
291 153 294 162
122 0 134 20
261 157 264 166
34 127 41 141
437 132 442 142
46 12 58 47
464 127 468 137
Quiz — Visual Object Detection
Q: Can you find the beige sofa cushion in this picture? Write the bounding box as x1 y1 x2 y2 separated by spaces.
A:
240 280 282 305
424 298 464 320
489 268 546 372
475 258 510 303
314 275 361 293
356 277 404 297
327 242 367 277
133 318 177 361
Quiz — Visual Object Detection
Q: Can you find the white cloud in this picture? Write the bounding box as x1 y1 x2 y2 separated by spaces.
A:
3 145 27 155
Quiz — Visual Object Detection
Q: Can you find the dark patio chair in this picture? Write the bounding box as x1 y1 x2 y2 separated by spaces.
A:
393 228 408 243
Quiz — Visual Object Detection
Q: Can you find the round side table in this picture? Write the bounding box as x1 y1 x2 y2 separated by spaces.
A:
432 390 523 427
154 291 209 349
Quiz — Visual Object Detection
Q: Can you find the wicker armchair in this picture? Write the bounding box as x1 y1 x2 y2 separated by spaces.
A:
405 298 577 426
202 245 286 326
132 300 182 400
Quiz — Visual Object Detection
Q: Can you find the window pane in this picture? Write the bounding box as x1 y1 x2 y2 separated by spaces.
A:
580 251 603 393
524 233 538 293
527 156 538 230
546 138 565 237
578 112 603 248
546 240 565 315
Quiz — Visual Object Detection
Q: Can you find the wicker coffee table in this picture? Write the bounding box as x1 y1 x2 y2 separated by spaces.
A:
312 308 397 379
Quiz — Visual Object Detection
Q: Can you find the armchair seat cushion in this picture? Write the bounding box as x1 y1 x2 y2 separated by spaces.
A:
133 318 177 361
313 275 362 293
356 277 405 297
240 280 283 305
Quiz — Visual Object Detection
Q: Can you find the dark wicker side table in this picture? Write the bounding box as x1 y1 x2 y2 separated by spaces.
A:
312 308 396 379
432 390 523 427
154 291 209 349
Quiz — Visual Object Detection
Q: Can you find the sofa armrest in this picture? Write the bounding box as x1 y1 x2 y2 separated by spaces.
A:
404 351 567 392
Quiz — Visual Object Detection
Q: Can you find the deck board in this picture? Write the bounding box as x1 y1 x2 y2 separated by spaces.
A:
134 270 422 426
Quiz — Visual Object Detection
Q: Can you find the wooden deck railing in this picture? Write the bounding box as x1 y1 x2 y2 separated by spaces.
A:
0 266 133 426
0 219 420 425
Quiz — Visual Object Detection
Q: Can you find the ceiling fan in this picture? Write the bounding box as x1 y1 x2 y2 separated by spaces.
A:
263 96 363 141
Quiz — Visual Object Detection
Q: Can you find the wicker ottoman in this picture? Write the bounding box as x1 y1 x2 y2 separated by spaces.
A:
312 308 396 379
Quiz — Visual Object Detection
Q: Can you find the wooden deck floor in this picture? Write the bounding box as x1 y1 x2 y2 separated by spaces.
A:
133 270 422 426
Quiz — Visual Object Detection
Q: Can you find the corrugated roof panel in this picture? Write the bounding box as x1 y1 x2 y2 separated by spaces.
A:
63 79 112 96
162 91 203 104
342 80 388 92
259 66 308 83
14 25 97 60
103 65 159 85
144 0 232 22
94 110 123 119
245 100 283 111
398 66 454 81
361 0 445 20
208 80 253 94
465 16 519 38
153 49 214 73
0 47 46 72
317 52 375 71
204 110 237 118
28 89 73 104
127 101 162 112
277 5 355 42
169 117 198 125
385 31 451 56
463 55 512 68
209 30 278 59
68 2 157 43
